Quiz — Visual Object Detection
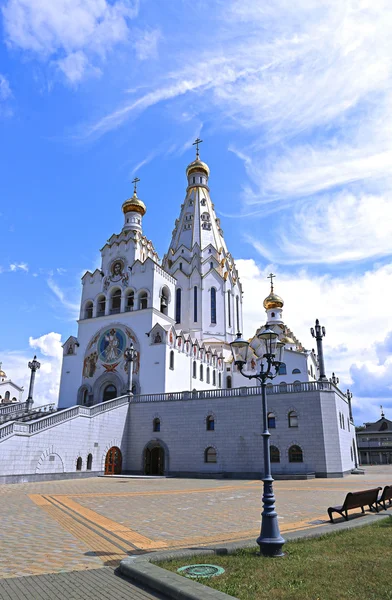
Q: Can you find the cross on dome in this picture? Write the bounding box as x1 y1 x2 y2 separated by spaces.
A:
192 137 203 159
268 272 276 292
132 177 140 195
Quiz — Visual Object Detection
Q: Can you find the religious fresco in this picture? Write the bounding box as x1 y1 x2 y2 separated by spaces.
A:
83 326 139 378
103 258 129 290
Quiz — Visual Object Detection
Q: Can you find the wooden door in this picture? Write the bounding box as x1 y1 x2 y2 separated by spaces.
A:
105 447 122 475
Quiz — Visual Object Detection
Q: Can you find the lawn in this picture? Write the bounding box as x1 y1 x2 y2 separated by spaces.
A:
158 518 392 600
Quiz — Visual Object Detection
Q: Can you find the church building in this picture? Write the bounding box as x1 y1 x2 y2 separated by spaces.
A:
0 145 358 483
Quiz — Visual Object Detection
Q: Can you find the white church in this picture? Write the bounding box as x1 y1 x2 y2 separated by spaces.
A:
0 146 358 482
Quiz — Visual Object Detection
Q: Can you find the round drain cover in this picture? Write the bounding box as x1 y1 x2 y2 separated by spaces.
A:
177 564 225 578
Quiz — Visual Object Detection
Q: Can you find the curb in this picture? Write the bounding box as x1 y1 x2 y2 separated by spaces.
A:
119 510 392 600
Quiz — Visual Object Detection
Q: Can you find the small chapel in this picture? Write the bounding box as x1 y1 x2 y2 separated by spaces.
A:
0 144 358 482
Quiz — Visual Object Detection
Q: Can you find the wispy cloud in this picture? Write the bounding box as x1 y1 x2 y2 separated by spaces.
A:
0 74 12 100
47 278 79 316
9 262 28 272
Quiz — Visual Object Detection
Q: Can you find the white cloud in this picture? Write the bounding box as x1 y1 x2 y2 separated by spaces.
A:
0 74 12 100
237 257 392 423
9 262 28 272
47 278 80 316
133 28 161 61
1 332 63 406
2 0 139 83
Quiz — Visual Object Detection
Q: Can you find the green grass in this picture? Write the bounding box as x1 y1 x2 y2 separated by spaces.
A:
158 518 392 600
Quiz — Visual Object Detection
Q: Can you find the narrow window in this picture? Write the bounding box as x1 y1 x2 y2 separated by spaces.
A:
213 370 216 386
176 289 181 324
82 389 88 405
227 291 231 327
110 289 121 314
210 262 213 270
76 457 82 471
289 445 303 463
236 296 240 331
97 295 106 317
268 412 276 429
85 301 93 319
126 291 134 311
153 418 161 432
193 177 195 183
86 454 93 470
206 367 210 383
200 364 203 381
193 361 197 378
218 372 222 387
271 312 275 317
226 376 232 389
270 446 280 463
288 411 298 428
211 287 217 324
5 391 10 402
179 262 183 271
200 176 203 183
278 363 287 375
139 292 148 310
169 350 174 370
205 447 217 463
206 416 215 431
194 286 197 322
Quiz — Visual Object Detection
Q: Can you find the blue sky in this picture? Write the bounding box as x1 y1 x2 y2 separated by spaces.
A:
0 0 391 423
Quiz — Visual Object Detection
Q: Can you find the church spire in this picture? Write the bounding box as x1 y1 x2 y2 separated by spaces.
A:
122 177 146 232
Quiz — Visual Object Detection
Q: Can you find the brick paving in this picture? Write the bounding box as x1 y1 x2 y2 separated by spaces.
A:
0 466 391 597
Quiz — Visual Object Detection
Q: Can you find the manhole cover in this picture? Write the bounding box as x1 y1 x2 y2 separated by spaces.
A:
177 564 225 578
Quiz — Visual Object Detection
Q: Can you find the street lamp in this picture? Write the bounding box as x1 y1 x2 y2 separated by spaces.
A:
310 319 327 380
230 329 285 558
124 344 136 399
27 355 41 410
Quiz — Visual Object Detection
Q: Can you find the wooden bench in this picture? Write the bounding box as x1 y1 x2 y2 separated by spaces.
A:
376 485 392 511
328 487 381 523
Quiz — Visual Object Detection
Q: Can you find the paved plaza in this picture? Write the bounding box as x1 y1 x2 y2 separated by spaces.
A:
0 466 391 597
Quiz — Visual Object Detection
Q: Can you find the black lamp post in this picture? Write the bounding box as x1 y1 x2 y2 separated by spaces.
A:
27 355 41 410
230 329 285 557
124 344 136 399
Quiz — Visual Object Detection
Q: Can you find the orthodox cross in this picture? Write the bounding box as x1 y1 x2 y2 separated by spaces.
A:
132 177 140 195
267 272 275 292
381 405 385 418
193 137 203 159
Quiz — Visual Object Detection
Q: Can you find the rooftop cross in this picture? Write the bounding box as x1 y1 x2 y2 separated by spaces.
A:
267 272 275 292
132 177 140 195
381 404 385 418
192 137 203 159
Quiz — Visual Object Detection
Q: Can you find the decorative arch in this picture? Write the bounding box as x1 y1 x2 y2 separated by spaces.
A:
92 371 124 404
159 285 171 315
77 383 93 406
35 447 65 474
288 444 304 463
204 445 218 463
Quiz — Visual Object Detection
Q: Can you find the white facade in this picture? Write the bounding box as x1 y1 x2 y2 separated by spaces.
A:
0 364 23 404
0 150 358 482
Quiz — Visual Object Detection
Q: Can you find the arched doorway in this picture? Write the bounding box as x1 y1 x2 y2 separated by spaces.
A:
145 446 164 475
103 384 117 402
105 447 122 475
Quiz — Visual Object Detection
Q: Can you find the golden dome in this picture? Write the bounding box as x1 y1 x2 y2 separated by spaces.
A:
0 370 6 378
281 336 295 344
122 191 146 216
186 159 210 178
263 292 284 310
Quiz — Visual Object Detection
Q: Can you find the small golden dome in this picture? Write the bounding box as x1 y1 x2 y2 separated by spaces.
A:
122 191 146 216
0 370 6 378
186 159 210 178
263 292 284 310
281 336 295 344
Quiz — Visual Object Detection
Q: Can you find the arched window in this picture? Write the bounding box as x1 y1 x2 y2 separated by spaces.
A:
85 301 93 319
278 363 287 375
193 361 197 378
110 289 121 314
125 290 134 311
218 372 222 388
288 411 298 428
227 291 231 327
206 367 210 384
153 418 160 432
86 454 93 470
293 381 301 392
210 262 214 270
12 397 16 402
5 391 10 402
176 289 181 324
200 364 204 381
292 368 301 374
97 295 106 317
380 421 388 431
194 286 198 322
210 287 217 324
268 412 276 429
160 287 169 315
103 384 117 402
271 312 275 318
169 350 174 370
213 370 216 386
139 291 148 310
76 457 82 471
226 376 232 389
236 296 240 331
206 415 215 431
279 382 287 393
289 445 303 463
270 445 280 463
205 447 217 463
